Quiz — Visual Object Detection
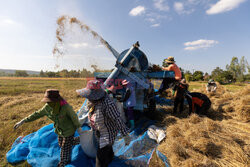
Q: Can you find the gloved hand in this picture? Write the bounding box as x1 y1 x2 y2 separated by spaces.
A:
14 119 25 130
124 135 131 146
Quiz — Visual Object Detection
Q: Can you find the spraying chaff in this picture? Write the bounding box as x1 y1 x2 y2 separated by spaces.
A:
53 15 119 69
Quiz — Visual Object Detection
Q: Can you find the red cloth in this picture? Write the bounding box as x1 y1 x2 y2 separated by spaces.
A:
192 97 204 112
60 99 68 106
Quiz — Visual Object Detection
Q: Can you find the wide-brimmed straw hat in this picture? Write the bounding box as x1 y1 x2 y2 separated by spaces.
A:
41 89 62 103
76 80 106 101
165 56 175 63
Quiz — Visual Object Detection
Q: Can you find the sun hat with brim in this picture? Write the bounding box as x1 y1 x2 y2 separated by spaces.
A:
165 56 175 63
41 89 63 103
76 80 106 101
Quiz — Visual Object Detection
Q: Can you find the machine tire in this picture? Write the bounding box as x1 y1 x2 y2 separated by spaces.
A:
144 98 156 119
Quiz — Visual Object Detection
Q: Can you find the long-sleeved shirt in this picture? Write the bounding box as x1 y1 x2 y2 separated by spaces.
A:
23 102 81 137
88 94 129 148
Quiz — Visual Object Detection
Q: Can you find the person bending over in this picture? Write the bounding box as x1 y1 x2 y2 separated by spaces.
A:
14 89 82 167
185 92 211 115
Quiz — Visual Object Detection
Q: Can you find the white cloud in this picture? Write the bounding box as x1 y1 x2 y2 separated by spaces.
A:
153 0 170 11
206 0 247 15
146 18 156 23
129 6 146 16
173 1 195 15
184 39 219 50
174 2 184 14
151 23 160 27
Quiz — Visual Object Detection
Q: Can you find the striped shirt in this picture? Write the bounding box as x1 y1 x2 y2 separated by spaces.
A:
88 94 129 148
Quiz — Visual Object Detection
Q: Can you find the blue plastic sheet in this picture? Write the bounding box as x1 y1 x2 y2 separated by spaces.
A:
7 118 170 167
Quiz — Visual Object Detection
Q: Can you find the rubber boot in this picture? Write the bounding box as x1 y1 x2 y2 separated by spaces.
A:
129 120 135 130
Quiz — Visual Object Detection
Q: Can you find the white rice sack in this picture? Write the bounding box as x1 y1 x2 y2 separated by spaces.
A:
79 129 97 158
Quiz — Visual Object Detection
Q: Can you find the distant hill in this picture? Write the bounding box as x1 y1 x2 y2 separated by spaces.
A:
0 69 39 75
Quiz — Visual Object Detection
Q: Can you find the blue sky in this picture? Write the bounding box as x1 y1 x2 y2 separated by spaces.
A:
0 0 249 73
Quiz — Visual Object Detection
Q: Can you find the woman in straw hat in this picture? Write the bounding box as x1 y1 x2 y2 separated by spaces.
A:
76 80 131 167
14 89 82 167
158 56 182 94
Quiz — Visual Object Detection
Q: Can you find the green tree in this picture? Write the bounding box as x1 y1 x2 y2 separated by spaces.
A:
184 70 192 82
40 70 46 77
239 56 249 81
211 67 224 84
80 68 93 78
226 56 249 82
15 70 28 77
69 70 80 78
226 57 241 81
46 71 56 78
0 71 7 76
211 67 233 84
222 71 234 83
192 71 204 81
162 58 168 67
203 72 210 81
59 69 69 78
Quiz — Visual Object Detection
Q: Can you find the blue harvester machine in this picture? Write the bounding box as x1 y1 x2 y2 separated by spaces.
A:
94 41 175 112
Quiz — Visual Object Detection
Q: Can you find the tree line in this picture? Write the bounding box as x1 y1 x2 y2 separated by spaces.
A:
1 57 249 83
0 65 111 78
183 56 249 83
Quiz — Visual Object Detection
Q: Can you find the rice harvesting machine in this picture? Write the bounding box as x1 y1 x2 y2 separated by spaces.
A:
94 41 175 112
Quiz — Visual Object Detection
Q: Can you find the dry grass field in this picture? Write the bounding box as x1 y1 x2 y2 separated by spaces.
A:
151 83 250 167
0 77 87 166
0 78 249 167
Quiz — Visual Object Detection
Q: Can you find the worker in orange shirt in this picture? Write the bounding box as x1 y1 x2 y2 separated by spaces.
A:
158 56 182 94
185 92 211 115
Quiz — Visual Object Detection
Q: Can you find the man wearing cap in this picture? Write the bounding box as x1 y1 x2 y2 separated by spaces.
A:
76 80 131 167
158 56 182 94
206 79 217 93
14 89 82 167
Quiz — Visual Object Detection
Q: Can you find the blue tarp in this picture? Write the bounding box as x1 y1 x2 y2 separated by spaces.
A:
7 96 170 167
7 118 169 166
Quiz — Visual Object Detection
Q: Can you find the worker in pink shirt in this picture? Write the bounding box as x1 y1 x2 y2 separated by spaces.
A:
158 56 182 94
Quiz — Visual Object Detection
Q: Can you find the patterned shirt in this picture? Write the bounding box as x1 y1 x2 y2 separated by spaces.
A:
88 94 129 148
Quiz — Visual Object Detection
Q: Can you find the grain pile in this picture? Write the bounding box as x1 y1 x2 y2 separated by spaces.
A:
155 84 250 167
